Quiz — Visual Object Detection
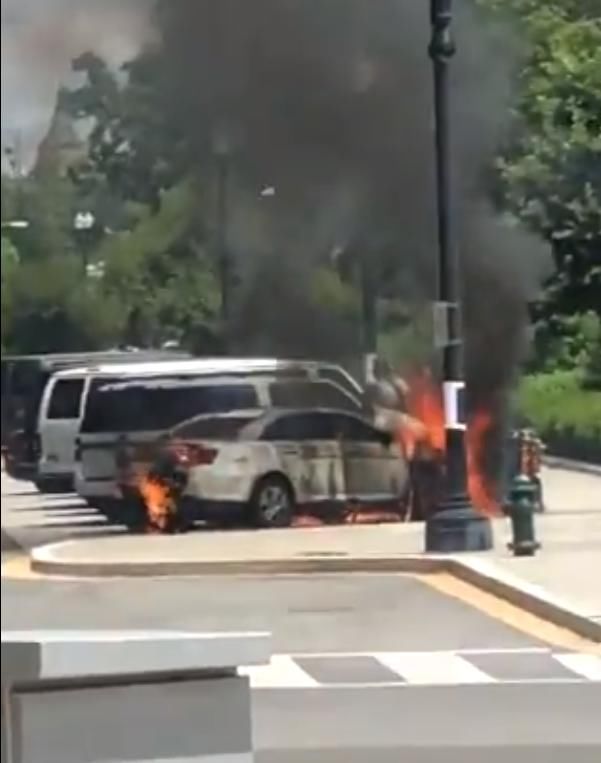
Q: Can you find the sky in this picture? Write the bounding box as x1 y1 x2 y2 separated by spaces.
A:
1 0 152 170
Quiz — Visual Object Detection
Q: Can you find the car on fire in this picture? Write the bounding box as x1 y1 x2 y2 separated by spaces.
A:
77 358 365 525
117 407 411 532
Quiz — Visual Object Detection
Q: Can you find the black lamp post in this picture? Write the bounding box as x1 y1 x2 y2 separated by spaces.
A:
213 130 232 333
74 211 95 278
216 152 230 327
425 0 493 552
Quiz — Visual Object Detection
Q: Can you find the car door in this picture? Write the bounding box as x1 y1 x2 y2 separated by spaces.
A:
261 412 344 505
40 377 86 476
338 414 408 503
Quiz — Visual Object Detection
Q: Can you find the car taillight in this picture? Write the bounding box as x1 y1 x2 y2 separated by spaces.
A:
32 433 42 459
75 437 82 462
171 441 218 467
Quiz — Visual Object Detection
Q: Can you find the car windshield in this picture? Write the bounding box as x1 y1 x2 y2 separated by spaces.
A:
81 381 259 433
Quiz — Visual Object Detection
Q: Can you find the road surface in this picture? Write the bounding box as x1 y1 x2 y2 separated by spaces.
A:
2 472 600 762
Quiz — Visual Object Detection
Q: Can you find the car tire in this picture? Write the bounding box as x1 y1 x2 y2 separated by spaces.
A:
120 499 149 533
93 498 145 531
249 475 294 529
34 477 73 495
92 500 120 525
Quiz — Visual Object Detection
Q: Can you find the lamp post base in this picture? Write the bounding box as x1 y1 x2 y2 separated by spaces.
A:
425 505 494 553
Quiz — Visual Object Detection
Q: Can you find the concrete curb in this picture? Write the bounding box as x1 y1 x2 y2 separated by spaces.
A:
1 528 22 553
444 557 601 644
29 544 601 644
544 455 601 477
30 545 442 578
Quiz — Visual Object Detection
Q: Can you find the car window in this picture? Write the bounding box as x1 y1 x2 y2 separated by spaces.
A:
269 381 360 411
81 381 259 433
173 414 260 440
261 412 340 441
7 363 52 432
47 379 85 420
317 368 362 397
337 414 383 443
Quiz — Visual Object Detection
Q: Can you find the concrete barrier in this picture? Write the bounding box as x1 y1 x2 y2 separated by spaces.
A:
1 630 271 763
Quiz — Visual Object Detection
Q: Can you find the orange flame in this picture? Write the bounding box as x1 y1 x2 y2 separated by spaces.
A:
138 475 174 533
403 369 446 456
401 370 501 516
467 410 499 516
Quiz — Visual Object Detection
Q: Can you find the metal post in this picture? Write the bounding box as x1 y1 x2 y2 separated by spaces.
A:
360 257 378 385
216 152 230 328
425 0 493 552
74 211 95 279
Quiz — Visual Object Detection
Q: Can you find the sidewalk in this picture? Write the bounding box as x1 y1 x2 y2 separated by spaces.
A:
29 511 601 610
6 464 601 640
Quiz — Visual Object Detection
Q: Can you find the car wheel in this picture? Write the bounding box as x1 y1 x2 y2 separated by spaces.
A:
250 476 294 529
91 499 121 523
120 498 149 533
94 498 146 532
34 477 73 495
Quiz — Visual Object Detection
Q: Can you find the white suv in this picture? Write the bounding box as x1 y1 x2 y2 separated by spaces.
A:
74 358 363 522
119 407 409 531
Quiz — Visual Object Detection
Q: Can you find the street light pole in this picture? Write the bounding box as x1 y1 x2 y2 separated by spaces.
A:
74 211 95 277
425 0 493 552
216 150 230 327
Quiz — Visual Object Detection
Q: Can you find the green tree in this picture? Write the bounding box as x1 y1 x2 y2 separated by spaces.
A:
2 255 122 353
489 0 601 355
99 180 220 350
1 236 20 350
63 50 190 218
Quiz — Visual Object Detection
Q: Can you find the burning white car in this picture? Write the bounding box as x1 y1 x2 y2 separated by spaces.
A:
119 407 411 532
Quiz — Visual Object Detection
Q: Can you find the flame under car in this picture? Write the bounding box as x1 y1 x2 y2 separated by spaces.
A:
118 408 411 532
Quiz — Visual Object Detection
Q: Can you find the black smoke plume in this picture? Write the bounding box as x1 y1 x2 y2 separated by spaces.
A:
2 0 153 166
154 0 548 425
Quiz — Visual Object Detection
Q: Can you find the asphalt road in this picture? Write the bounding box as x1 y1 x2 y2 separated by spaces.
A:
3 474 601 762
4 573 601 762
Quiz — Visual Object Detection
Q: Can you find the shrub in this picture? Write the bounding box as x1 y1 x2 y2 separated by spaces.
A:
517 370 601 462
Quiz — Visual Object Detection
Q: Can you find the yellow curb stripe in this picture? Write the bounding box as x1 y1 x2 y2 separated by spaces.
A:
417 572 600 654
1 554 43 581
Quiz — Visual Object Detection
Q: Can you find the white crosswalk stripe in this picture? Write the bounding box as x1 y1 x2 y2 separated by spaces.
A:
553 653 601 681
376 651 494 685
239 655 319 688
239 649 601 689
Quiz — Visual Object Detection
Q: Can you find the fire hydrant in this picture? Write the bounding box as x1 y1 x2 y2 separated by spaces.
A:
507 473 541 557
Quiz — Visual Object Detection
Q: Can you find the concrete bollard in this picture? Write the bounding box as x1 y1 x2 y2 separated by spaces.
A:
2 630 272 763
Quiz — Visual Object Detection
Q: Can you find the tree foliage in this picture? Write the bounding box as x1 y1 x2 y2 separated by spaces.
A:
2 0 599 375
489 0 601 344
63 50 190 218
99 180 221 350
1 237 19 351
2 256 122 353
2 45 220 355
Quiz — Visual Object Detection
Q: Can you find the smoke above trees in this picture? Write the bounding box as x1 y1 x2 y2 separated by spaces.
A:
153 0 549 408
3 0 550 420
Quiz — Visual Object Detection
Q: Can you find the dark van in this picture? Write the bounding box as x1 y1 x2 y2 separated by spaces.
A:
1 350 190 485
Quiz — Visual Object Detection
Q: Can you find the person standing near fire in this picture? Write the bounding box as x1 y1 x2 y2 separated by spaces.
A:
365 359 441 520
